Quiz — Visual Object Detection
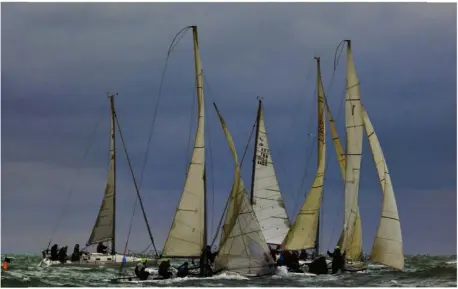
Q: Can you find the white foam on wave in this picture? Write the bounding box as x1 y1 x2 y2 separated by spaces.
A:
114 271 250 284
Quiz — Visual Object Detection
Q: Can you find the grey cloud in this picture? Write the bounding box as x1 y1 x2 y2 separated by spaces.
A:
1 3 456 254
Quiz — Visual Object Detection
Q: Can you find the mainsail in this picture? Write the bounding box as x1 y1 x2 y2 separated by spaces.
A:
324 95 363 259
162 26 205 258
250 99 290 246
362 106 404 270
282 57 326 251
87 94 116 253
341 40 364 261
214 103 275 277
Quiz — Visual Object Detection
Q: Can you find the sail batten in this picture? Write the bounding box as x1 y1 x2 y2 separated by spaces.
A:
251 101 290 246
341 41 364 261
87 95 116 249
282 57 326 251
214 103 275 277
362 106 404 271
162 27 205 258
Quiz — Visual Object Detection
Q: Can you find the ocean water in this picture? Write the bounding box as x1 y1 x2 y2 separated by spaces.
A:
1 254 456 287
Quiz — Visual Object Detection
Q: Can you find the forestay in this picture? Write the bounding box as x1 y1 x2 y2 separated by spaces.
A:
214 104 276 277
362 106 404 270
251 102 290 246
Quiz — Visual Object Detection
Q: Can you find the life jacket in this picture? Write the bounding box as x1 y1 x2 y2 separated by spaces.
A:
2 260 7 270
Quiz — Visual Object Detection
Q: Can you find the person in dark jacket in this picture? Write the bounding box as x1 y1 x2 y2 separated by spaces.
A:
50 244 59 261
158 259 173 279
71 244 81 262
308 256 329 275
58 246 68 264
96 242 108 254
176 261 189 278
327 246 346 274
299 250 308 261
270 247 278 262
134 258 150 280
287 251 302 273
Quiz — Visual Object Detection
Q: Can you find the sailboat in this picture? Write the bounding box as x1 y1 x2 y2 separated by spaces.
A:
160 25 211 277
39 94 143 267
281 56 329 266
212 103 276 277
330 40 404 271
249 99 290 249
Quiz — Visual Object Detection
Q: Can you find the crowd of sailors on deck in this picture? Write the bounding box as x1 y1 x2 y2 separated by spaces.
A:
42 241 346 277
269 245 346 275
42 242 110 264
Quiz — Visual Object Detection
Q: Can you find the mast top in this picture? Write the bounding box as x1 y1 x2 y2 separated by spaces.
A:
107 92 118 99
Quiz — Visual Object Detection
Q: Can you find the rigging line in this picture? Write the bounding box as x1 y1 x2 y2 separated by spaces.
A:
121 26 193 257
138 26 192 189
323 41 351 251
46 101 107 249
114 111 159 257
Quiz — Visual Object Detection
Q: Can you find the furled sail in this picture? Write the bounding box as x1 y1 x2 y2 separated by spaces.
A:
341 40 364 261
162 28 205 258
214 103 275 277
87 95 116 250
251 100 290 246
282 57 326 251
362 106 404 270
324 96 363 259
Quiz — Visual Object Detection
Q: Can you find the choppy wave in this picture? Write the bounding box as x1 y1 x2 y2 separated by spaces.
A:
1 254 456 287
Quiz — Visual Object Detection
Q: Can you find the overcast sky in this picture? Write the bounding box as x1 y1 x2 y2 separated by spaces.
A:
1 2 456 255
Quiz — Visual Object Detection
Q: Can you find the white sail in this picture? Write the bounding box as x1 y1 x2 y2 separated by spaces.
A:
324 96 363 259
283 57 326 251
342 41 364 260
162 28 205 257
87 95 116 248
251 102 290 246
214 103 275 277
362 106 404 270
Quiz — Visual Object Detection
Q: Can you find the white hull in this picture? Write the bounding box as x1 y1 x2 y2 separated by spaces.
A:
38 253 144 267
298 259 332 266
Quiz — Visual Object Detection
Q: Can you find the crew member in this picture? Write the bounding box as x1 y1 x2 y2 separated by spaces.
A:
308 256 329 275
158 259 173 279
327 246 346 274
96 242 108 254
176 261 189 278
134 258 150 280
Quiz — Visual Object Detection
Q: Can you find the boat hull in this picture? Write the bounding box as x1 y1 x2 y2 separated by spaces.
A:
344 260 367 272
38 253 145 267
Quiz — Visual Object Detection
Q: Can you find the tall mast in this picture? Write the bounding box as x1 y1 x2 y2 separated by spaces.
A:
250 98 262 206
314 57 321 254
108 92 116 255
191 25 208 277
